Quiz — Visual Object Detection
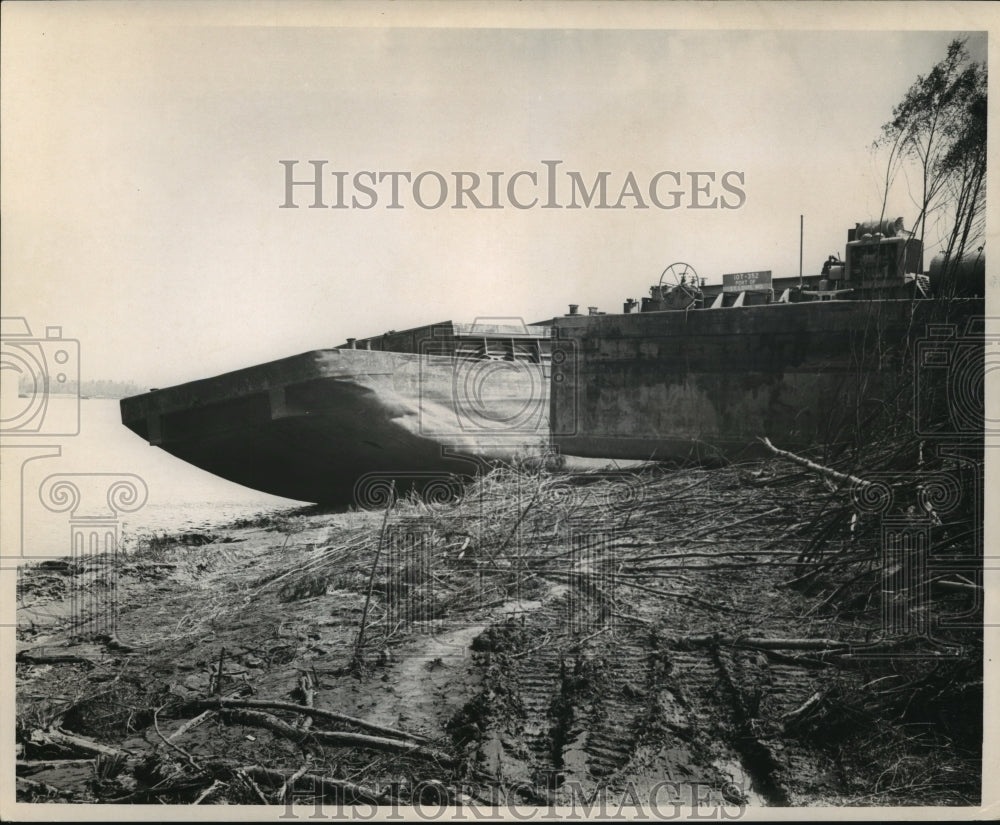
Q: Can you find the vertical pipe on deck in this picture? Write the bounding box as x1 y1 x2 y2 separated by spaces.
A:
799 214 804 290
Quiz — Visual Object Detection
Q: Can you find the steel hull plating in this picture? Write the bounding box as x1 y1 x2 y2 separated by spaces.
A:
120 349 551 504
121 298 985 503
550 298 985 461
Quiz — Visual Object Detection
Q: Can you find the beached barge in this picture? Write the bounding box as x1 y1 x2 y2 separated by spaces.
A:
551 297 984 463
550 220 984 461
121 219 985 503
120 321 555 504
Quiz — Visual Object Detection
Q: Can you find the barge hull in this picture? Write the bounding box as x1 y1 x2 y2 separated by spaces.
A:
551 298 985 461
121 349 551 504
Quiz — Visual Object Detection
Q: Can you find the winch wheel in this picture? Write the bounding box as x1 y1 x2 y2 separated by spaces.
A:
659 262 699 290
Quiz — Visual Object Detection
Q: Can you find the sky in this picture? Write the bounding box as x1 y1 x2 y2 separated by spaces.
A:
1 2 995 389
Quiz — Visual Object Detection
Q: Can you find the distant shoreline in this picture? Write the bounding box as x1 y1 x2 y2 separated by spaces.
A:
17 392 134 400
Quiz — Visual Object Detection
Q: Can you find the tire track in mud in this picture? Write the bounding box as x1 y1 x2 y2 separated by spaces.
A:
512 598 658 793
461 590 844 808
673 643 843 805
461 593 737 805
725 655 844 803
563 623 653 787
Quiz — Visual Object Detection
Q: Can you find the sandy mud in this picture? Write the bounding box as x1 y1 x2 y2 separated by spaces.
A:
15 460 982 811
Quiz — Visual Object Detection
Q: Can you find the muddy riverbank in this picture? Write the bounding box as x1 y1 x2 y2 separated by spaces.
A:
14 459 982 812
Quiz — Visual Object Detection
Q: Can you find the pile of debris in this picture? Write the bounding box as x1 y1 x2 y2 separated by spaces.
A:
15 440 983 808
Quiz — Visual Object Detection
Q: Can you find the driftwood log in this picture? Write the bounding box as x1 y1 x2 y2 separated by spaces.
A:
217 708 454 765
760 437 869 489
28 727 130 760
204 761 381 805
192 697 432 743
16 758 95 776
675 635 852 651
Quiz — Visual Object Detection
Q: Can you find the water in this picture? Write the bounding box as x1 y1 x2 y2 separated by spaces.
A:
3 397 306 559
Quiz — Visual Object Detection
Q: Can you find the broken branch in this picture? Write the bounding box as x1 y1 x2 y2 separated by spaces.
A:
28 727 129 760
354 482 395 665
675 634 853 651
206 761 379 805
192 696 432 743
760 437 869 489
167 709 214 744
218 708 455 764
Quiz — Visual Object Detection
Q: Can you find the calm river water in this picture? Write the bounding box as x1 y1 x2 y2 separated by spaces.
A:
4 397 306 558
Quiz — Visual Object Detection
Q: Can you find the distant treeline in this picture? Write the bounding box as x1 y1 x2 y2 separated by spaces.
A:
18 376 146 399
